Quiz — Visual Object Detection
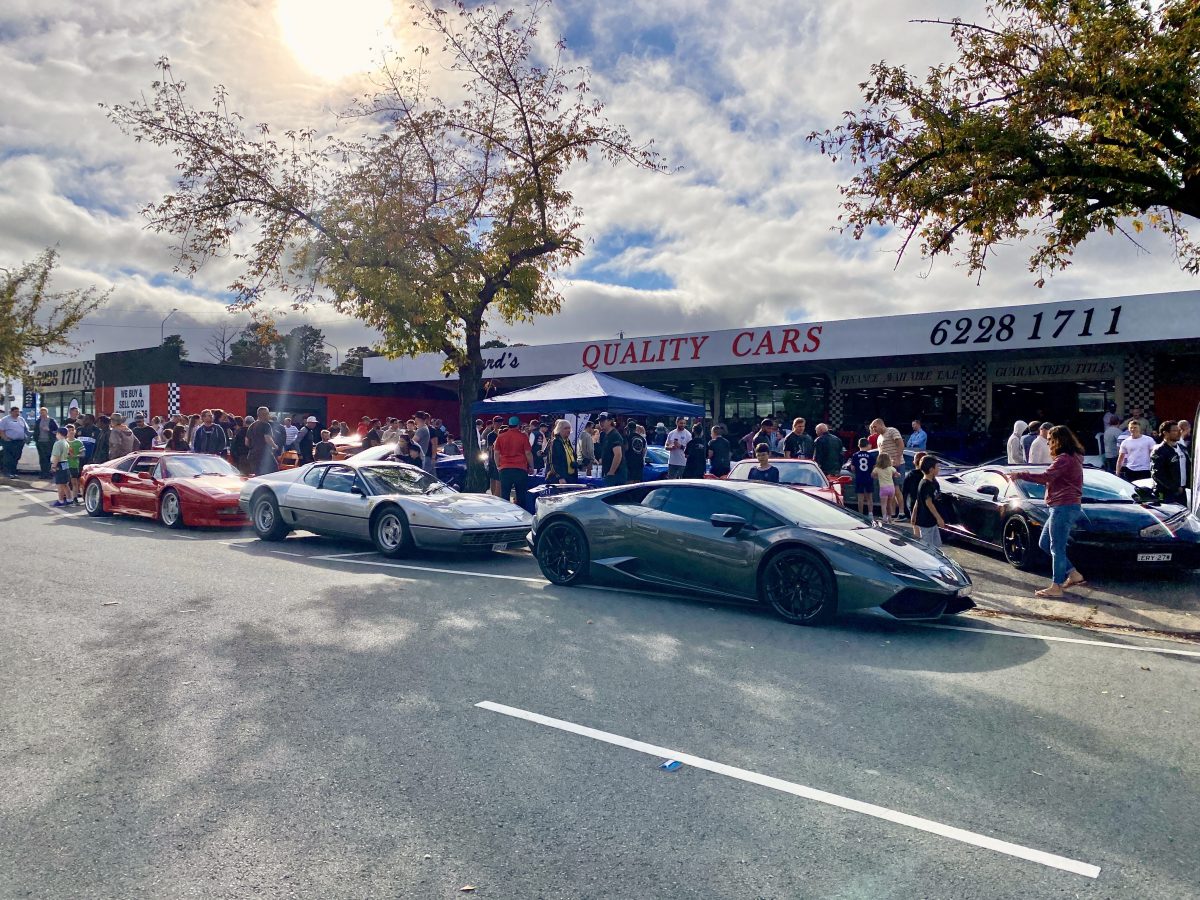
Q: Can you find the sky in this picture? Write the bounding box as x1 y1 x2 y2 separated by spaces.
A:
3 0 1198 380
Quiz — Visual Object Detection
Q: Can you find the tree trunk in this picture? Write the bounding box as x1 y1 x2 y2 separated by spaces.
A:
458 361 488 493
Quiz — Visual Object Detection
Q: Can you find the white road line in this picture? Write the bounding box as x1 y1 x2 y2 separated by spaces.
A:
130 527 156 533
316 554 546 584
174 534 197 540
269 550 307 557
3 486 84 518
916 623 1200 659
476 700 1100 880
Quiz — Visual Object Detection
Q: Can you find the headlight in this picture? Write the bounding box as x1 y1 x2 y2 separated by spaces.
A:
1141 510 1193 538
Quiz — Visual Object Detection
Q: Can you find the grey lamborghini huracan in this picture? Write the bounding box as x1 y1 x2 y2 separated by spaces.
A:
529 480 973 626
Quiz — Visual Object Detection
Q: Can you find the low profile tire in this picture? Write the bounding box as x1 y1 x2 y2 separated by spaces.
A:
1003 517 1039 571
760 547 838 626
371 506 411 558
251 492 290 542
535 519 590 585
160 489 185 529
84 480 111 517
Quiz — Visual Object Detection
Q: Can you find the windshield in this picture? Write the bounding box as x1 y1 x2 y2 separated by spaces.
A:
162 455 240 478
731 461 826 487
358 464 449 496
1019 468 1142 502
743 483 865 529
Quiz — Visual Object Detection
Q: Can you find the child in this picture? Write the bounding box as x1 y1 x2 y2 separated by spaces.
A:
902 450 927 519
872 451 899 524
51 427 72 507
66 424 85 504
314 429 336 461
746 443 780 482
909 455 945 547
850 437 876 518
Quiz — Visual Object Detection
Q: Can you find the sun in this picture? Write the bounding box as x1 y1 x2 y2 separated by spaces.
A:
276 0 394 81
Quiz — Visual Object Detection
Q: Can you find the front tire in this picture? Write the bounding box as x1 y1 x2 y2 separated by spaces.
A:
760 547 837 626
84 480 111 517
535 519 590 585
160 489 184 529
371 506 411 558
251 492 290 542
1003 517 1039 571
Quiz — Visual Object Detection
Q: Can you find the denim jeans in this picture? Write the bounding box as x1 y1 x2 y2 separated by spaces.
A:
1039 504 1082 585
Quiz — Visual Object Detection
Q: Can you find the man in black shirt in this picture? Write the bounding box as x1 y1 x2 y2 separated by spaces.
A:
750 418 775 454
783 417 815 459
812 423 843 476
683 424 708 478
131 413 157 451
1151 420 1188 505
294 415 320 464
246 406 279 475
597 414 625 487
624 420 646 483
707 425 732 477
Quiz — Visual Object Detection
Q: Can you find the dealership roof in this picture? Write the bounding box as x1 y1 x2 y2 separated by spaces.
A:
365 289 1200 384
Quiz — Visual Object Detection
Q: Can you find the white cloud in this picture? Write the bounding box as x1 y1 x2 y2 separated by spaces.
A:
2 0 1196 368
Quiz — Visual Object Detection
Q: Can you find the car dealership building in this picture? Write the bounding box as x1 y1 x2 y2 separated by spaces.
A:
365 290 1200 453
30 344 457 426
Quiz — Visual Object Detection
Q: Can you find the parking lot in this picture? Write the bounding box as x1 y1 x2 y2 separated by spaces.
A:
2 485 1199 899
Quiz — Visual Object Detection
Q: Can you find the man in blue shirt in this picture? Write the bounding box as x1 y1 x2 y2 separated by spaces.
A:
906 419 927 451
1 406 31 478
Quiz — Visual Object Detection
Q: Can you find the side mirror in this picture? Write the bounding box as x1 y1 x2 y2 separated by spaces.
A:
711 513 749 535
350 484 363 495
977 485 1000 498
138 471 153 481
111 472 124 484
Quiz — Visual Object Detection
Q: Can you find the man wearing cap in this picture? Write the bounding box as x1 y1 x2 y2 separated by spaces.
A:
1 406 30 478
294 415 320 464
598 414 627 486
132 413 157 453
192 409 230 456
495 415 534 506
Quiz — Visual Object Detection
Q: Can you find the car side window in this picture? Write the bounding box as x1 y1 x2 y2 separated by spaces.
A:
302 466 325 487
658 487 756 523
153 460 169 480
132 456 158 475
112 456 136 472
978 472 1008 495
319 465 358 494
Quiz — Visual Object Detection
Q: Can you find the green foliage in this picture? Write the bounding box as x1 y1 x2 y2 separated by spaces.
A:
161 333 187 359
334 345 381 377
274 324 331 372
107 0 662 489
809 0 1200 283
0 249 108 379
226 320 281 368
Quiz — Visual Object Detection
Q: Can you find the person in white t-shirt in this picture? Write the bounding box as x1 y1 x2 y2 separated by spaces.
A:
665 417 691 479
1116 420 1156 481
1027 422 1053 465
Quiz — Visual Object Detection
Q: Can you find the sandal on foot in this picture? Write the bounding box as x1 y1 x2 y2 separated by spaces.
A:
1035 586 1067 598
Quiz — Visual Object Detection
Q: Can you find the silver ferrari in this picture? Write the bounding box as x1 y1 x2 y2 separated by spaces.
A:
530 479 973 626
239 459 531 555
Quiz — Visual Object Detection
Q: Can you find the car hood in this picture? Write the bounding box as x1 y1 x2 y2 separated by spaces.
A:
824 523 963 574
418 492 532 522
172 475 245 497
1070 501 1197 536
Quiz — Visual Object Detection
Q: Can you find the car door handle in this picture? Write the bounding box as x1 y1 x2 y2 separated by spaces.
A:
633 523 659 535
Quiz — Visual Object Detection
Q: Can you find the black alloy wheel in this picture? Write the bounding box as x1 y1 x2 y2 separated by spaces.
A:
252 492 290 542
84 480 111 517
371 506 411 558
1003 517 1037 571
160 489 184 529
760 547 837 626
535 519 589 585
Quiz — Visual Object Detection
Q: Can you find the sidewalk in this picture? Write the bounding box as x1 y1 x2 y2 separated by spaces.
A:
949 548 1200 642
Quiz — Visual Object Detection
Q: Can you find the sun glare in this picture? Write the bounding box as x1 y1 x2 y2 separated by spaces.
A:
276 0 394 81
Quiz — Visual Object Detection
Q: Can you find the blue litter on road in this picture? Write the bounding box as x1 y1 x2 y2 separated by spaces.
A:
659 759 683 771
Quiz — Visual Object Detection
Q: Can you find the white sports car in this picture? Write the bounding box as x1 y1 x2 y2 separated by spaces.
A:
239 459 531 556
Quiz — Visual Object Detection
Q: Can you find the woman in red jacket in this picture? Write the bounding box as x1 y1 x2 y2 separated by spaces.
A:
1011 425 1087 598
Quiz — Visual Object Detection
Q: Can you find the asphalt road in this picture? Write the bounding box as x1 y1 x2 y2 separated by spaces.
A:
1 486 1198 899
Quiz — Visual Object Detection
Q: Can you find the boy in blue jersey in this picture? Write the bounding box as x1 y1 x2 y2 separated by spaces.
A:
850 437 877 518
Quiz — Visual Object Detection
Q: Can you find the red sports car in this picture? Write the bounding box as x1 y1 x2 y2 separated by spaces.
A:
721 458 848 506
81 451 249 528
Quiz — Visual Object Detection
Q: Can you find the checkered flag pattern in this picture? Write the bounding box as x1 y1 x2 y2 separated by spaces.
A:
167 382 181 417
959 360 988 422
82 360 96 391
1123 352 1155 413
828 388 844 431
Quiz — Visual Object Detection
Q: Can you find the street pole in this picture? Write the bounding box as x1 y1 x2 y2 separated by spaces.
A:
322 340 340 369
161 308 179 344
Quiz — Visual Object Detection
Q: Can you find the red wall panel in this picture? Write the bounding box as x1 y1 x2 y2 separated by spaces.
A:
1154 385 1200 423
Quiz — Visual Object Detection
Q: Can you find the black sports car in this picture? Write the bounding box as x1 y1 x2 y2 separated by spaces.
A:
839 449 973 509
529 479 973 626
937 465 1200 571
